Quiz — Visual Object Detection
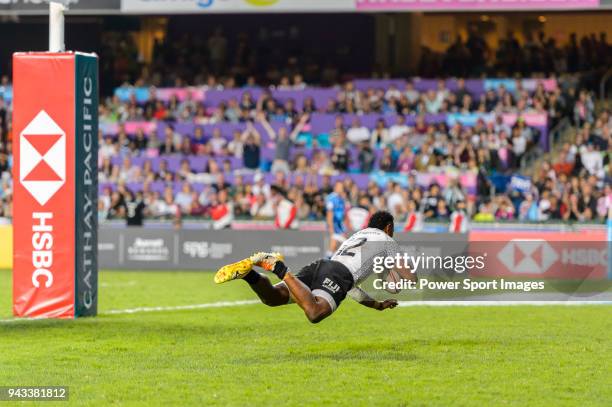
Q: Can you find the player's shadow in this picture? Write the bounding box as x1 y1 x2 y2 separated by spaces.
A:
254 337 502 364
281 342 420 363
303 348 418 362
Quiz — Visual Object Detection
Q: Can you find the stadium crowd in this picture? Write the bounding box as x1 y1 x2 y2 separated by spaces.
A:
103 28 611 87
0 69 610 227
422 30 610 78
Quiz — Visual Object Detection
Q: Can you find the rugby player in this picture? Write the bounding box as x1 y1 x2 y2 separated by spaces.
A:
214 210 413 323
325 181 348 257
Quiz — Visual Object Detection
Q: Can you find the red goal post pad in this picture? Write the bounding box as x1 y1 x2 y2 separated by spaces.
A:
12 52 99 318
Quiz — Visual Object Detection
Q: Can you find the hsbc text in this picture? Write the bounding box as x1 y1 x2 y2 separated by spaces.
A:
31 212 53 288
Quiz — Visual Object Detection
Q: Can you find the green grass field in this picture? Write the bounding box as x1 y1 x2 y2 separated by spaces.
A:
0 269 610 406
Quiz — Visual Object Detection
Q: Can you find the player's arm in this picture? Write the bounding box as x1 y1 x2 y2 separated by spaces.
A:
387 241 417 283
348 287 398 311
283 272 333 323
393 265 417 283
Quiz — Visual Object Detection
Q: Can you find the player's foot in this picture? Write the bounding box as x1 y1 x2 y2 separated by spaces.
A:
250 252 284 271
214 258 254 284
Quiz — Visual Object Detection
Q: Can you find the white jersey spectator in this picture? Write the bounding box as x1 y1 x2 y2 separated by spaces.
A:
388 116 410 143
403 211 423 232
275 198 298 229
346 207 370 232
347 119 370 144
449 210 469 233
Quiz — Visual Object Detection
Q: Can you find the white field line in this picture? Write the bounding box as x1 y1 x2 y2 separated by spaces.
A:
1 299 610 323
0 299 260 323
397 300 612 306
103 299 260 315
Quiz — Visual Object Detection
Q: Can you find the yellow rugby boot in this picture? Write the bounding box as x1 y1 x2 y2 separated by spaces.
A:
214 257 254 284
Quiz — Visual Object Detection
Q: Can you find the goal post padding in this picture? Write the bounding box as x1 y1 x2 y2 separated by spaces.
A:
12 52 99 318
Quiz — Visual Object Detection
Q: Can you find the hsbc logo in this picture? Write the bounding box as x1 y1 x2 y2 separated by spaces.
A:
19 110 66 206
498 239 558 274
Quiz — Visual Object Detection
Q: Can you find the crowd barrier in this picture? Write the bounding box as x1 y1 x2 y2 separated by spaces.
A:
98 227 327 270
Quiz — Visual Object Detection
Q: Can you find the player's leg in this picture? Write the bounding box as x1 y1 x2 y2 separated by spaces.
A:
281 271 333 323
219 253 332 322
214 253 290 307
271 258 353 324
243 270 290 307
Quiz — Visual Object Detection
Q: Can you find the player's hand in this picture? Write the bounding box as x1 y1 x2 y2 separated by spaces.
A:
377 299 398 311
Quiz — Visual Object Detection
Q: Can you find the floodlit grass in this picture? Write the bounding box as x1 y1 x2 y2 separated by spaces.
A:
0 269 610 406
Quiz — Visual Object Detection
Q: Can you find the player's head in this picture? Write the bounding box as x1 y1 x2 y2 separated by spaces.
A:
367 210 395 237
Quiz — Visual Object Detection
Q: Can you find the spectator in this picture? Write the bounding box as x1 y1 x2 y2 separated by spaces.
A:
346 118 370 145
242 122 261 170
175 183 194 214
260 113 308 174
209 128 227 155
331 133 349 172
358 142 375 173
126 191 146 226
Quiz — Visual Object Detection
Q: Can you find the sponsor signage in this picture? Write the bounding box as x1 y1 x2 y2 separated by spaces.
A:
469 231 608 280
98 228 325 270
0 0 603 13
121 0 353 13
13 52 98 318
0 0 120 13
355 0 600 11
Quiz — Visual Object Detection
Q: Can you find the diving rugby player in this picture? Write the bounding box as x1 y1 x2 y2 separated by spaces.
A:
214 211 413 323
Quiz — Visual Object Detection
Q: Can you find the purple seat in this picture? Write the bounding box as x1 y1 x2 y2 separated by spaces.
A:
353 79 407 92
100 170 477 198
308 113 447 136
126 182 144 193
156 87 205 102
165 156 183 173
149 157 162 172
230 173 254 185
213 156 242 170
101 122 119 136
261 147 276 162
98 182 115 193
271 88 338 111
204 89 264 108
411 79 485 98
149 181 167 195
188 156 208 172
290 148 314 161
